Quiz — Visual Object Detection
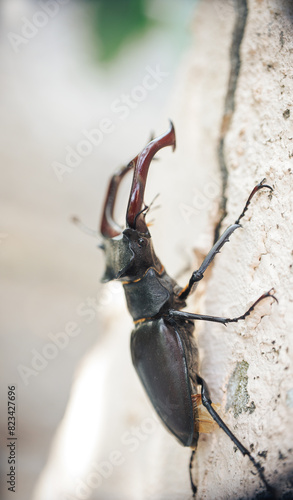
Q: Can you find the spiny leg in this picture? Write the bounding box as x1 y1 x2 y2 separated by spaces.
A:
178 179 273 301
196 375 275 496
178 224 240 300
224 289 278 325
169 289 277 325
189 449 197 497
235 178 273 225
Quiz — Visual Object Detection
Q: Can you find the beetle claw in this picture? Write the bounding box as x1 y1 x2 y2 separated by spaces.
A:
267 288 278 304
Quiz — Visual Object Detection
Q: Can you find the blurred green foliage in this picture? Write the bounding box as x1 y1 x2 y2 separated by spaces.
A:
87 0 155 62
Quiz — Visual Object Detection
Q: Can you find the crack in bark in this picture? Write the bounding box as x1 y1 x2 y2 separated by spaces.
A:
214 0 248 243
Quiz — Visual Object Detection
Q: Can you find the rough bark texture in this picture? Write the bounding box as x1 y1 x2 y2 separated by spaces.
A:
33 1 293 499
191 1 293 498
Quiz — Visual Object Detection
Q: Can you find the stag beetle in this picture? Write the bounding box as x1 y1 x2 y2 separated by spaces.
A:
79 121 277 496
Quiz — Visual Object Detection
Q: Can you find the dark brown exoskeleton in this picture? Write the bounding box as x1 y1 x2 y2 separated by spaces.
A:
96 122 277 496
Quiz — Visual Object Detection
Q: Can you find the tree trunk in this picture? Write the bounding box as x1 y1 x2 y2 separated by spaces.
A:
184 1 293 498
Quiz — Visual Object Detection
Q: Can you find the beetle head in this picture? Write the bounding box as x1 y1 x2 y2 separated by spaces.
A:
99 122 176 283
100 228 163 282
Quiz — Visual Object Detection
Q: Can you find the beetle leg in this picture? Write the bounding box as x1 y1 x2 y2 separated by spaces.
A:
178 179 273 301
224 289 278 324
178 224 240 300
196 375 274 495
169 309 228 324
100 161 135 238
169 289 277 325
189 449 197 497
235 178 273 225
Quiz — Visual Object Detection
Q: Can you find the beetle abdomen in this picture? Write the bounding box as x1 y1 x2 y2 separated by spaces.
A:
130 318 197 447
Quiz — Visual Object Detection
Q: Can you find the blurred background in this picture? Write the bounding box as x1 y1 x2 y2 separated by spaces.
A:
0 1 198 499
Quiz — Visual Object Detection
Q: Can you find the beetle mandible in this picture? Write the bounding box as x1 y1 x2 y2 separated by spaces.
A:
95 121 277 496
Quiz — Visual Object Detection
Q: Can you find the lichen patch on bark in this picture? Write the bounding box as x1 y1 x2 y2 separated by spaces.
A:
226 360 256 418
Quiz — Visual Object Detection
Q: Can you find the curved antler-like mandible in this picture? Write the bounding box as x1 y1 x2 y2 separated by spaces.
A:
126 121 176 233
100 161 135 238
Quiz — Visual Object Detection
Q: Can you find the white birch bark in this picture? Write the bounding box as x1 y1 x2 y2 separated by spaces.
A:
186 1 293 498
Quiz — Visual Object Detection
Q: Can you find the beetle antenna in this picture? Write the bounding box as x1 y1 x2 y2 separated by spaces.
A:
147 193 160 212
133 205 149 229
71 216 99 238
133 194 161 229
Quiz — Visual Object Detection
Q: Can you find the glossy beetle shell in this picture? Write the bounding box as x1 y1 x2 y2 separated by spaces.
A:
131 317 199 447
